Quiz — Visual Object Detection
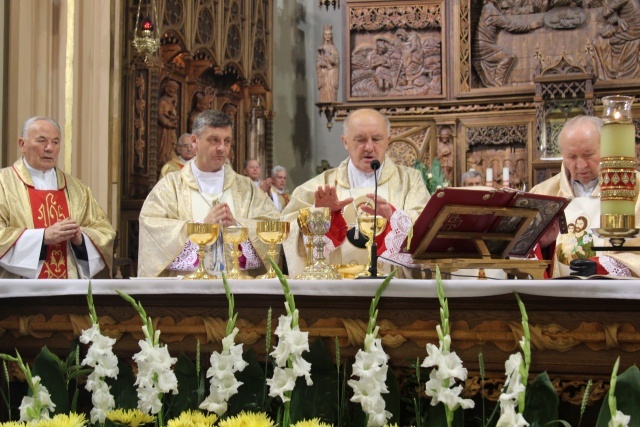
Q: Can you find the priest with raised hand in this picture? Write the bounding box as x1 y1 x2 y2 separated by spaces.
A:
281 108 429 277
0 116 115 279
138 109 279 278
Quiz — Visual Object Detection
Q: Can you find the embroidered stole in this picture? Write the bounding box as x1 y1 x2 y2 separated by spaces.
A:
27 187 70 278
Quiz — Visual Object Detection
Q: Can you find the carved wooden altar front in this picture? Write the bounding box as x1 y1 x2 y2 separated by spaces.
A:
120 0 273 274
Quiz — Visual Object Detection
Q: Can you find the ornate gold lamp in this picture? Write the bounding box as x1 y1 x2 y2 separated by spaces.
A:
132 0 161 60
594 95 638 247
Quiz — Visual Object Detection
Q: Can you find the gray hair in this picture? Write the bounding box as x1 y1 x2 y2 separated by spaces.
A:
191 110 233 137
461 170 483 183
21 116 61 138
343 108 391 137
558 115 603 149
271 165 287 177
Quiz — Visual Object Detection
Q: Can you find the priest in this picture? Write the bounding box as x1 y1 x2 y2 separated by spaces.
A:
530 115 640 277
0 116 115 279
138 109 279 277
160 133 196 177
281 108 429 277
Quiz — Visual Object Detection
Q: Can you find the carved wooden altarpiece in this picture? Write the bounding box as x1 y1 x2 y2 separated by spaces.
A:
120 0 273 272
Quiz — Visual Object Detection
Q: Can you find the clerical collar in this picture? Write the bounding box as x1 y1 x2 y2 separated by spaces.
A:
192 162 224 195
252 179 260 187
571 178 598 197
178 156 190 163
347 159 383 189
23 158 57 191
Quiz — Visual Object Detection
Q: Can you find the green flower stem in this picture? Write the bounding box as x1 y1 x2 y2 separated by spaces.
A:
609 357 620 422
86 282 99 327
117 290 156 345
366 269 396 336
222 272 239 335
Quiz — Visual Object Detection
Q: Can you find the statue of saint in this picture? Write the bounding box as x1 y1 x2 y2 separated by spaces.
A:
157 79 179 169
316 25 340 103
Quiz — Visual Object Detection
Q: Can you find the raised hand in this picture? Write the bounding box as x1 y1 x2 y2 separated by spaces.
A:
314 184 354 212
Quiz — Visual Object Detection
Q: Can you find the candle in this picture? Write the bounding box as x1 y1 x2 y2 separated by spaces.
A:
485 168 493 182
503 167 509 182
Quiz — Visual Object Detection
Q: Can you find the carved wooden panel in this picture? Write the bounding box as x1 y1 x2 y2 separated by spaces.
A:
346 0 445 101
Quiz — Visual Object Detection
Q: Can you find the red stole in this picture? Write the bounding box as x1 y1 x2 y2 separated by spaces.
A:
27 187 70 279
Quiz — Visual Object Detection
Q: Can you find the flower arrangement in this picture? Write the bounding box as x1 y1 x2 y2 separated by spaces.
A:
414 159 450 194
1 271 639 427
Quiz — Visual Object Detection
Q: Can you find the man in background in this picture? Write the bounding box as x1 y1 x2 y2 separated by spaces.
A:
244 159 272 194
461 170 484 187
0 117 115 279
270 165 290 212
160 133 195 177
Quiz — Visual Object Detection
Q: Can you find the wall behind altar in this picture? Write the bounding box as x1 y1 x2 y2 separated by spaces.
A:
1 0 122 226
272 1 346 188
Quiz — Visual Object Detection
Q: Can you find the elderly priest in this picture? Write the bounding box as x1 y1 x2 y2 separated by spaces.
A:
281 108 429 276
138 109 279 277
0 117 115 279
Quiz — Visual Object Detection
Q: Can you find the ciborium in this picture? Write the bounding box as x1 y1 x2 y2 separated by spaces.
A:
256 220 290 279
183 222 220 280
223 226 253 280
356 215 387 278
296 207 341 280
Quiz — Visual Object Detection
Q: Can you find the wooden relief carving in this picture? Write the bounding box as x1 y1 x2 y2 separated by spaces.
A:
317 25 340 103
157 78 181 169
347 1 445 101
436 125 454 182
466 125 529 189
460 1 640 93
387 125 432 168
133 72 148 174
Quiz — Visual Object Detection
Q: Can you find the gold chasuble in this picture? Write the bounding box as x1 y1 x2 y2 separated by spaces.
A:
281 157 429 277
0 159 115 279
530 164 640 277
28 187 70 278
138 163 279 277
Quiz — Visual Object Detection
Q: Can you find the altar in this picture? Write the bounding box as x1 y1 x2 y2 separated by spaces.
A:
1 277 640 411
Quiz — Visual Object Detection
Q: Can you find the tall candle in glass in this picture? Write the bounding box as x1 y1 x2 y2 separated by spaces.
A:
600 95 636 229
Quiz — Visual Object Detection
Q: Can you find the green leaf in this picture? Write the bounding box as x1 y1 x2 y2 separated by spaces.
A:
165 353 199 420
596 365 640 427
290 338 339 424
32 347 68 415
383 362 401 426
425 402 465 427
228 349 269 415
523 372 559 427
105 358 137 410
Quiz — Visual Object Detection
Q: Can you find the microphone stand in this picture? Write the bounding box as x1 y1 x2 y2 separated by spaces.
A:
369 160 384 278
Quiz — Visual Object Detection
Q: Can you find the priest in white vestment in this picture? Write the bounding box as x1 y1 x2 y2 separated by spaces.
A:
281 108 429 277
530 115 640 277
138 110 279 277
0 117 115 279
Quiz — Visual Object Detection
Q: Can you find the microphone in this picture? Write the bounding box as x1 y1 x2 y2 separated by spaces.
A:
369 159 382 278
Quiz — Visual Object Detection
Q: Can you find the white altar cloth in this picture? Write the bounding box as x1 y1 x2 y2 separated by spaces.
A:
0 278 639 300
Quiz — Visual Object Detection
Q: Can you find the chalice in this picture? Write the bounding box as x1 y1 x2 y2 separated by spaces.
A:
296 207 341 280
256 220 290 279
356 215 387 278
183 222 220 280
223 226 253 280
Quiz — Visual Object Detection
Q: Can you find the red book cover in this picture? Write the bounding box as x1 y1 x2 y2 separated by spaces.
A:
403 187 569 259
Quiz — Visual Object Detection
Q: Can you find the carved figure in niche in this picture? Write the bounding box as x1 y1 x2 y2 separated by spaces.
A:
188 87 214 132
316 25 340 103
158 79 179 169
472 0 543 87
222 102 239 166
593 0 640 80
436 127 454 182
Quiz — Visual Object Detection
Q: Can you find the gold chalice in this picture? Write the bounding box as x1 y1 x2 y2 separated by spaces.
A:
256 220 290 279
296 207 341 280
223 226 253 280
356 215 387 278
184 222 220 280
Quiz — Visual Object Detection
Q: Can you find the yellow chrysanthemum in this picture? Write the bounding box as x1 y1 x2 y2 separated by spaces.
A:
217 411 275 427
290 418 333 427
167 410 218 427
106 409 156 427
0 422 26 427
33 413 87 427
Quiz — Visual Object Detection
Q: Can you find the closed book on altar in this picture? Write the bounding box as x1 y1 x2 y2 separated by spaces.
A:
403 187 569 260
